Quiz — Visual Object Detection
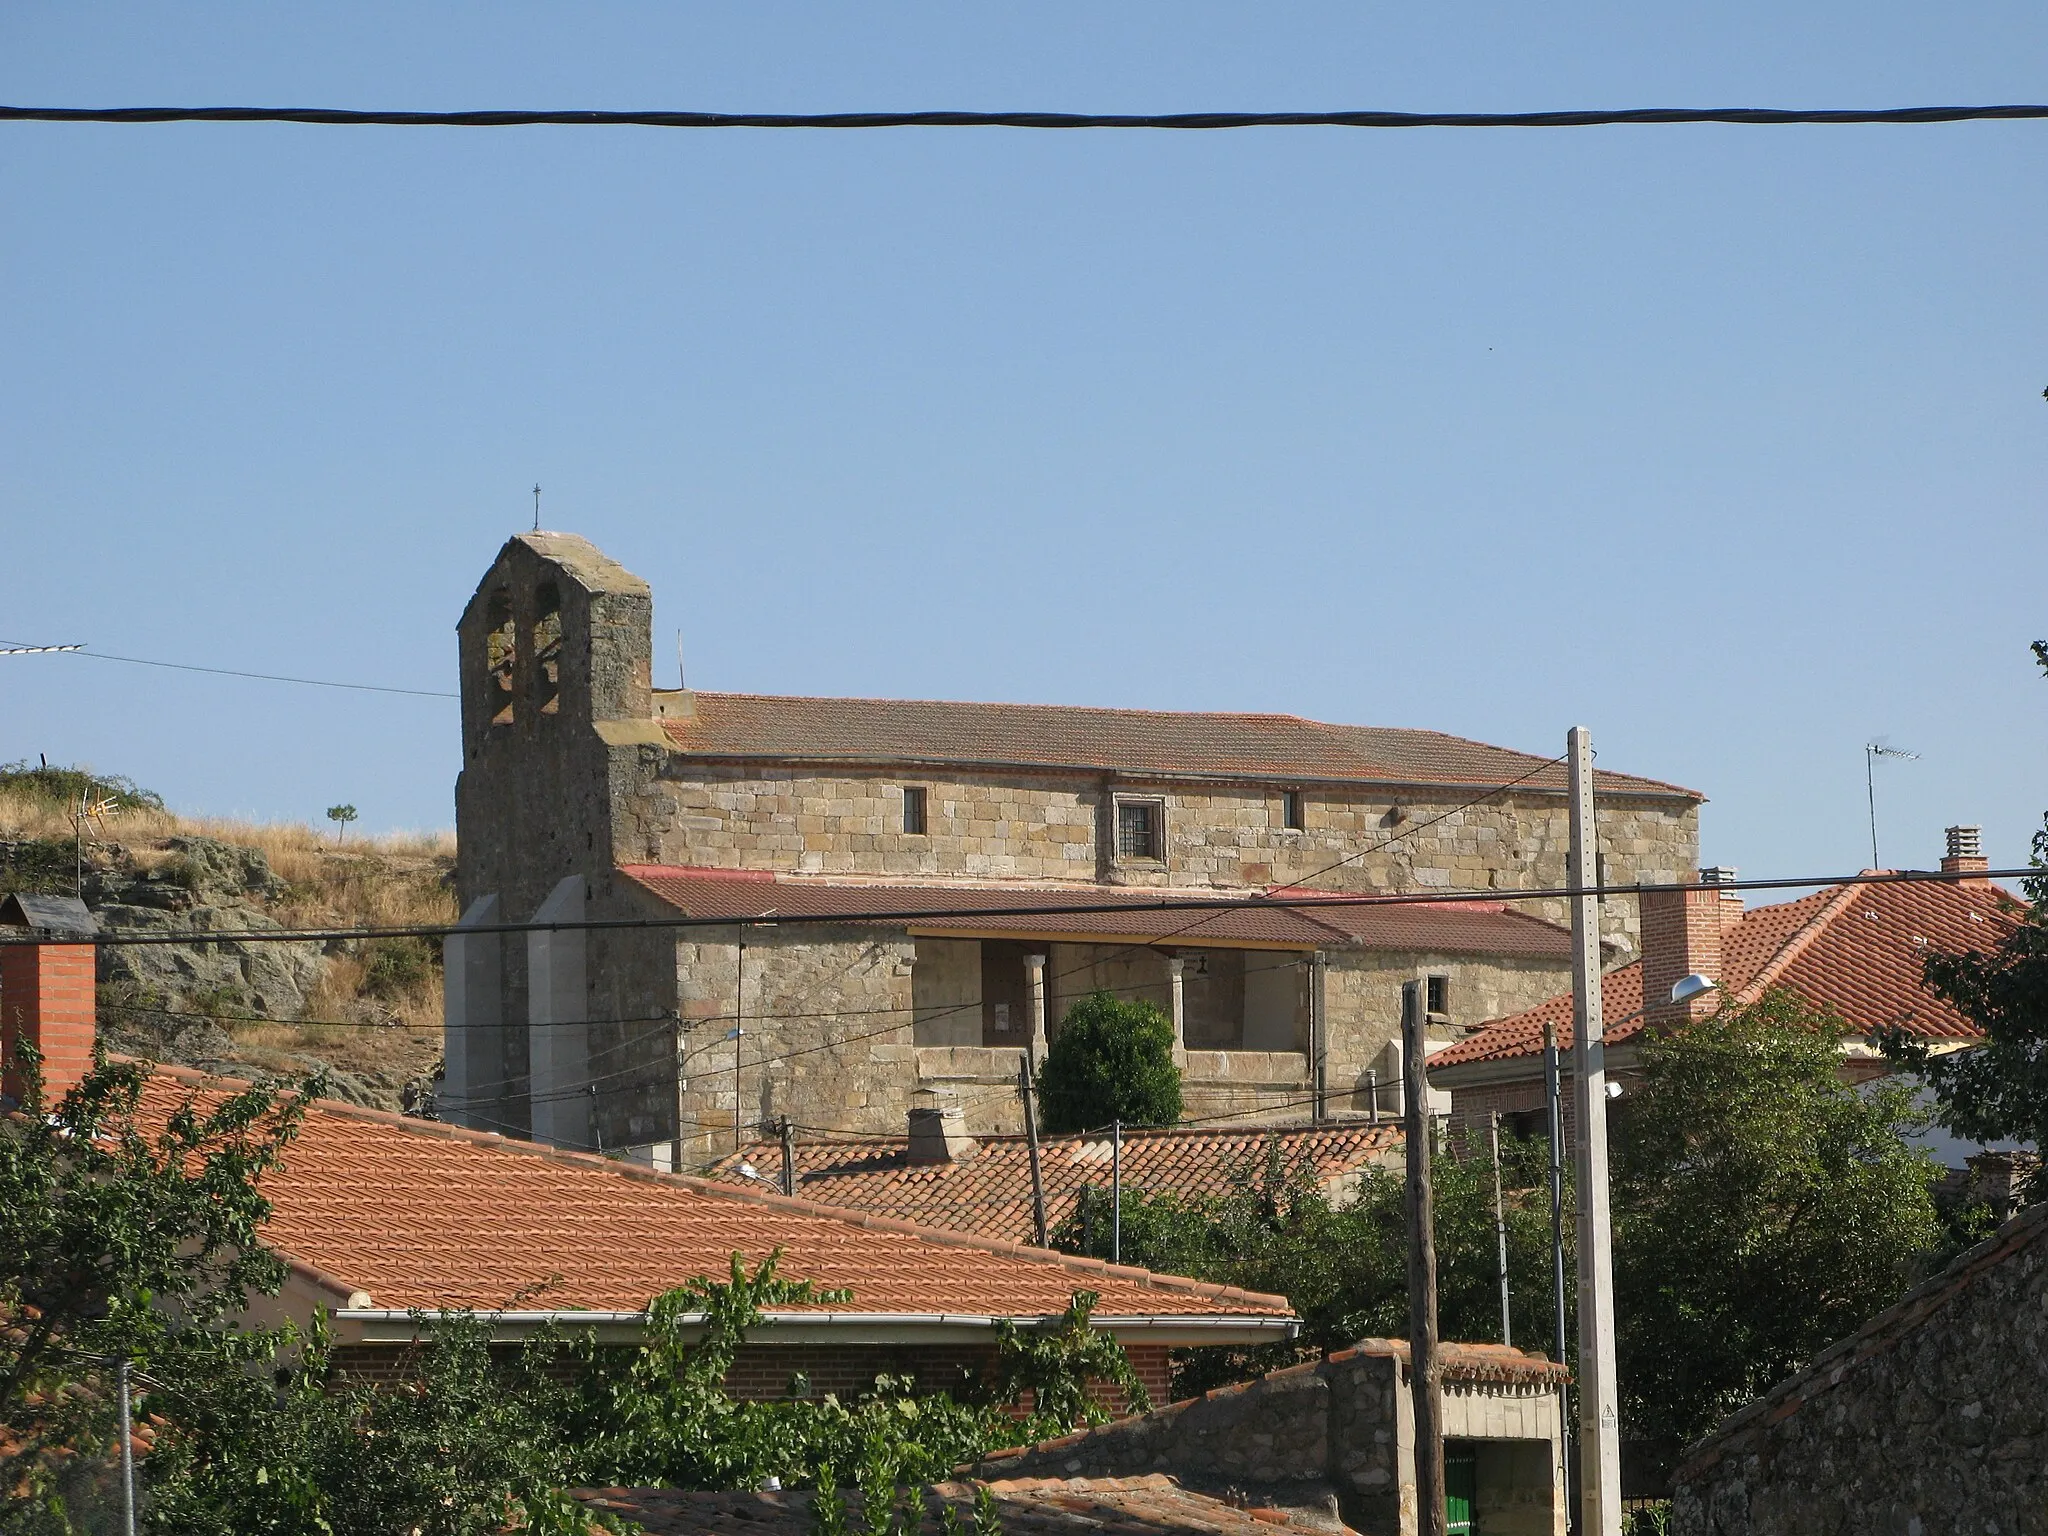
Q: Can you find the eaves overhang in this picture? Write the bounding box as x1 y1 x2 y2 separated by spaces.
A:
330 1308 1299 1349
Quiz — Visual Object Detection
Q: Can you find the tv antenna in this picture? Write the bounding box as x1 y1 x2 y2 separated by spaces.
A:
532 483 542 532
1864 742 1920 870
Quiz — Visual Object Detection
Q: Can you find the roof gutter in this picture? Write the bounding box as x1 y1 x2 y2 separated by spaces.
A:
329 1308 1299 1349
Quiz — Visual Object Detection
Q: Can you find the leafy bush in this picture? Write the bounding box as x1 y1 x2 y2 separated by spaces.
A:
7 1051 1130 1533
0 760 163 813
361 936 438 1000
1035 991 1182 1133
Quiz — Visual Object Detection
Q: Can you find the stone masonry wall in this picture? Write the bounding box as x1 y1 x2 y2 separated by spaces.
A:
1672 1203 2048 1536
617 763 1698 956
973 1342 1565 1536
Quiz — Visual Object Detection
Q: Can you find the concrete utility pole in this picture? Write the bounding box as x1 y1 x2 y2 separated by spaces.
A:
1567 726 1623 1534
1402 980 1448 1536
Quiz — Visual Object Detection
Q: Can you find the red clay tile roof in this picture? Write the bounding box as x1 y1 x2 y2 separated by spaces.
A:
1429 878 2022 1070
577 1475 1331 1535
707 1123 1402 1246
659 691 1699 798
619 866 1574 959
133 1066 1293 1325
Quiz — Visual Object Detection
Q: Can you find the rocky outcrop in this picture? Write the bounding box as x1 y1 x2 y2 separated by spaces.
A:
90 837 328 1022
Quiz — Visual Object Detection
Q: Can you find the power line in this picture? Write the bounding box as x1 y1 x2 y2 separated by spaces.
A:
6 644 455 699
52 863 2031 947
5 103 2048 131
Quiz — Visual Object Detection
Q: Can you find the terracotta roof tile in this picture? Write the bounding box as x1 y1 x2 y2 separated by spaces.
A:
576 1475 1332 1535
659 691 1698 798
1429 879 2021 1069
620 867 1574 959
132 1067 1292 1324
707 1123 1402 1246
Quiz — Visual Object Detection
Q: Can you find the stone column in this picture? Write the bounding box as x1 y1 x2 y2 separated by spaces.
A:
527 875 590 1150
1167 956 1188 1066
1025 952 1048 1064
441 894 501 1130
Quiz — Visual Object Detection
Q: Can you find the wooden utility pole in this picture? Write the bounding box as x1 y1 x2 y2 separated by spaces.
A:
1567 726 1623 1534
1402 980 1447 1536
1020 1053 1048 1247
1490 1110 1511 1347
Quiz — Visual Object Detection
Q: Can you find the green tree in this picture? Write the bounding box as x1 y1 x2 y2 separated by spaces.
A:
1035 991 1182 1133
324 804 358 844
0 1043 316 1533
1882 641 2048 1203
4 1052 1107 1532
1055 1135 1567 1395
1612 991 1943 1462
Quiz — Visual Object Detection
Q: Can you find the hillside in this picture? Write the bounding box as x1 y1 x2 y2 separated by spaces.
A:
0 762 454 1111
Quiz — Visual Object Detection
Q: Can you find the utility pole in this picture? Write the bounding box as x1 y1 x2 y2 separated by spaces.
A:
1111 1117 1123 1264
1490 1110 1511 1348
732 924 747 1154
1310 950 1328 1121
672 1015 688 1172
1544 983 1573 1528
116 1357 136 1536
1402 980 1447 1536
779 1116 796 1196
1567 726 1622 1535
1020 1053 1048 1247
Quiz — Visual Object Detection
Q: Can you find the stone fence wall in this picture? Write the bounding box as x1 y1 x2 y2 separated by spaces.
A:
1672 1201 2048 1534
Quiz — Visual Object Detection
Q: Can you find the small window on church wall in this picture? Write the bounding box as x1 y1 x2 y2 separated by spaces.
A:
484 591 516 727
902 786 928 835
532 584 562 716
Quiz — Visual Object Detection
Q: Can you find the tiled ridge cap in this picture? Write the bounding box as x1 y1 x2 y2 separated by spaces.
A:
132 1061 1293 1318
1729 881 1866 1008
1675 1199 2048 1483
728 1120 1401 1152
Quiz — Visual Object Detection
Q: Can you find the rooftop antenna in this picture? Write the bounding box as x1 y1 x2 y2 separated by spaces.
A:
676 629 686 691
532 483 541 532
1864 742 1920 870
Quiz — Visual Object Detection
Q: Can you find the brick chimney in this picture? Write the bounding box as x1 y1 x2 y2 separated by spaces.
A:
1 893 100 1105
1942 825 1989 884
907 1089 979 1165
1638 873 1725 1027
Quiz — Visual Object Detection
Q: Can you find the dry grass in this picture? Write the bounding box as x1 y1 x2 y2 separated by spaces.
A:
2 782 458 1102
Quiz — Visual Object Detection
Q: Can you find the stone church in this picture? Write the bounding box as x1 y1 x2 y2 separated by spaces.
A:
442 533 1701 1166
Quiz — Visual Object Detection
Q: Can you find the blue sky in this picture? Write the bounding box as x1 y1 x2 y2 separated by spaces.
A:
3 3 2044 883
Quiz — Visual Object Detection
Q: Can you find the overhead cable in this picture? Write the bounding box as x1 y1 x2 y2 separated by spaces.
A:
5 104 2048 131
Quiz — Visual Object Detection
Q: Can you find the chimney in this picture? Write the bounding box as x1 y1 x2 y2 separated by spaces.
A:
1 894 100 1105
1942 825 1989 884
1700 865 1746 926
1638 873 1725 1027
906 1089 979 1165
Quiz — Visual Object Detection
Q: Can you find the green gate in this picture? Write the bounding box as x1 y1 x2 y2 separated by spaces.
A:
1444 1442 1477 1534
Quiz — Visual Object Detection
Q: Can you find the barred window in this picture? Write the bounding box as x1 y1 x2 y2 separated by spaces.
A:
1116 800 1161 861
1281 789 1305 831
902 786 928 836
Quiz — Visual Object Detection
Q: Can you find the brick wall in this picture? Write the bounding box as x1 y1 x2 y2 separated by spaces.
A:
1 941 97 1103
